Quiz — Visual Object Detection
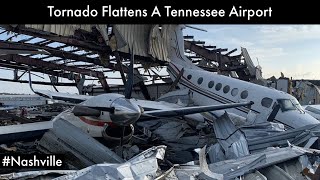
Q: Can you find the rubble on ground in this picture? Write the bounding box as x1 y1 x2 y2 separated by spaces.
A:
1 107 320 179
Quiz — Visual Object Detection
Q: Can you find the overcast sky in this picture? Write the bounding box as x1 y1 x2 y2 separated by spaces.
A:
1 25 319 94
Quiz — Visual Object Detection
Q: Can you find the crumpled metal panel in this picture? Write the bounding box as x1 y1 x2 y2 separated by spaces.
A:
114 24 152 58
148 25 170 62
114 24 172 62
277 158 308 180
244 171 267 180
207 145 314 179
212 112 249 159
53 146 166 180
162 145 309 179
25 24 90 36
0 170 76 180
37 119 124 169
153 121 191 141
24 24 109 44
207 143 226 163
248 124 320 152
241 122 285 141
259 165 295 180
241 47 256 77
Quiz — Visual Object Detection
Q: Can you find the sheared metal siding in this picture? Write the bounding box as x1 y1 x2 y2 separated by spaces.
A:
114 24 151 58
114 24 170 62
24 24 109 44
241 47 256 76
25 24 91 36
148 25 170 62
25 24 172 62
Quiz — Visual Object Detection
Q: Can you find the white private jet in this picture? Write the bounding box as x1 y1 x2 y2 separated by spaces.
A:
166 25 319 129
28 47 253 140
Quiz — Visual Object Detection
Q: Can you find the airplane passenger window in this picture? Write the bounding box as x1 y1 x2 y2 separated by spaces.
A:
215 83 222 91
231 88 238 96
223 85 230 93
261 97 273 108
197 77 203 84
187 75 192 80
240 90 248 99
208 81 215 88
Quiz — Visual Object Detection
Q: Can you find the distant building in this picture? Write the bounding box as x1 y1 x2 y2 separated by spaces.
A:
0 94 47 107
292 80 320 105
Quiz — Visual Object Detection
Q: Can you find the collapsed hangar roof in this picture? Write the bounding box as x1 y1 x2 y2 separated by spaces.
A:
0 24 251 94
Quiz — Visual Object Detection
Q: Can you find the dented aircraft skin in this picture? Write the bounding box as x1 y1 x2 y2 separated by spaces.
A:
166 25 319 129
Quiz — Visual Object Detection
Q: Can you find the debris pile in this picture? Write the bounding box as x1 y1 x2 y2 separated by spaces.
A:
1 109 320 179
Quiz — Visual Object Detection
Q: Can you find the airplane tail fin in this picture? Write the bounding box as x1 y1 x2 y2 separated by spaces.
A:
166 25 197 69
165 25 200 87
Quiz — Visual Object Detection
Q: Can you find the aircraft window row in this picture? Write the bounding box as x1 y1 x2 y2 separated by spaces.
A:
215 83 222 91
191 76 248 100
223 85 230 93
208 81 215 88
240 90 248 99
231 88 238 96
197 77 203 84
261 97 273 108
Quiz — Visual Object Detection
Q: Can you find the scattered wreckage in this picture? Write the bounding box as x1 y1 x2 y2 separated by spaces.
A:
1 108 320 179
1 25 320 179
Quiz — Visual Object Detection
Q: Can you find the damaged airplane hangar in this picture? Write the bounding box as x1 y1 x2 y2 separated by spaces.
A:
0 24 320 180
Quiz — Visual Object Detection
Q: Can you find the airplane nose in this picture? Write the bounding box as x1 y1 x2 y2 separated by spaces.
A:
110 98 142 126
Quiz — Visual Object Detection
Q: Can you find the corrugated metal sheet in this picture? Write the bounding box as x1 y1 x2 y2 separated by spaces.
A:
114 24 171 62
114 24 151 58
211 112 250 159
25 24 174 62
241 47 256 76
25 24 91 36
24 24 109 44
148 25 170 62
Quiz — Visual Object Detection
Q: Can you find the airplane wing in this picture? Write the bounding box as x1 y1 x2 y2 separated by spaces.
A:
132 99 253 118
0 107 16 111
34 90 91 103
132 99 183 111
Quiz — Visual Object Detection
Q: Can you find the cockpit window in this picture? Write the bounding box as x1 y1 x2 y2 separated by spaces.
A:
291 98 305 113
277 99 296 112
